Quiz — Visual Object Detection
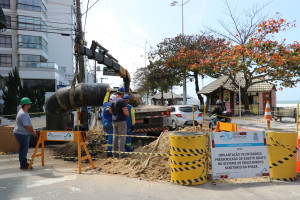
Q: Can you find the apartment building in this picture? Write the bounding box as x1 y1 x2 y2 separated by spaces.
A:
0 0 76 110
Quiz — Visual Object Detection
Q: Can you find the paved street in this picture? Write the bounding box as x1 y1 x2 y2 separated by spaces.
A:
1 152 300 200
1 113 300 199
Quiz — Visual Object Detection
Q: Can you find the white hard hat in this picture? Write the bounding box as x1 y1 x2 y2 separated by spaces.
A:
109 94 116 100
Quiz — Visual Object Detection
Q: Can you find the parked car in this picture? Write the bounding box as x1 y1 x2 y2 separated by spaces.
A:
164 115 179 130
170 105 203 127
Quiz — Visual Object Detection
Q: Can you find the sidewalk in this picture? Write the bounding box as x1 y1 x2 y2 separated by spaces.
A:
231 115 299 135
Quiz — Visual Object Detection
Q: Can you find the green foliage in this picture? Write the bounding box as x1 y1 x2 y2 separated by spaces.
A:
133 60 182 100
3 68 46 117
3 68 22 116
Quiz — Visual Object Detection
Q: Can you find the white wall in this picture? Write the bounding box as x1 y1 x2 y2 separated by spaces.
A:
47 0 75 75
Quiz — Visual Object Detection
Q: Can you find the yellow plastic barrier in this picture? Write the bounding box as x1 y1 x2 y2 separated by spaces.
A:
267 129 298 181
214 121 237 132
170 131 208 185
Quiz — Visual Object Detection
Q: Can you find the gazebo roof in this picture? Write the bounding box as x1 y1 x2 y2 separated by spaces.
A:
198 74 275 94
151 91 182 100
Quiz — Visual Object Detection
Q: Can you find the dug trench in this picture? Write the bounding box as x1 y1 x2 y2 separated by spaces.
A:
51 126 270 184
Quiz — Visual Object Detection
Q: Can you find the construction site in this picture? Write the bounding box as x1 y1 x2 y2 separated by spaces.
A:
1 0 300 199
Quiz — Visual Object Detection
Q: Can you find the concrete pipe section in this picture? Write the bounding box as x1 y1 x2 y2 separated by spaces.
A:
46 83 109 130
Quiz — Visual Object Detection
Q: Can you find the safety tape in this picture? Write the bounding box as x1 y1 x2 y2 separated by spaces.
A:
0 112 46 117
209 114 270 123
103 150 204 157
170 135 207 139
269 150 297 169
170 146 207 155
268 136 298 152
170 155 207 166
274 177 296 182
103 133 159 139
170 158 207 172
171 168 207 185
171 175 207 185
132 127 167 133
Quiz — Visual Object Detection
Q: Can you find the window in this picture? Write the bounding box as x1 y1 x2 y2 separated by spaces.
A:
0 34 11 47
0 54 12 67
17 15 47 32
19 54 40 62
0 0 10 9
19 54 40 68
19 54 55 68
17 0 47 17
18 35 47 52
171 107 176 112
5 16 11 29
23 79 55 92
179 106 195 112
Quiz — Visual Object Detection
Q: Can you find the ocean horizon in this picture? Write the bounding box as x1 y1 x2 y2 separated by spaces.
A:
277 100 300 104
276 100 300 107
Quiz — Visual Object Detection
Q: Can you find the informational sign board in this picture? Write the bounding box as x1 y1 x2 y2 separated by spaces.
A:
103 67 119 76
46 131 74 141
210 131 269 179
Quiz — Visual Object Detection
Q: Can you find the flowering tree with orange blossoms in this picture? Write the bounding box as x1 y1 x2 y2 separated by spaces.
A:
175 17 300 111
151 34 225 106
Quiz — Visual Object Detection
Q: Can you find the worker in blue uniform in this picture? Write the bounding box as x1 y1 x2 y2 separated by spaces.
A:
123 94 135 152
101 88 114 157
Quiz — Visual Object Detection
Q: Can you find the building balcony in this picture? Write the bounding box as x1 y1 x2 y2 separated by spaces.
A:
19 61 58 69
18 42 48 53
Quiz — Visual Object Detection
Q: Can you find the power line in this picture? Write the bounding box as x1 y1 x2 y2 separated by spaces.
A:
82 0 100 16
6 18 75 30
6 15 76 26
5 26 75 35
94 29 144 49
83 0 90 34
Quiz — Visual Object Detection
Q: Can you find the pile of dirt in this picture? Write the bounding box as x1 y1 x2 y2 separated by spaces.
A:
95 130 171 181
95 127 209 182
55 125 105 157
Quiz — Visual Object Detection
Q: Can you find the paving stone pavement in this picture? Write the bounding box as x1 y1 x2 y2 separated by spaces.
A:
231 115 299 135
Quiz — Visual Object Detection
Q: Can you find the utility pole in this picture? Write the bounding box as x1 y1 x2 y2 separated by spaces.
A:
171 0 189 105
75 0 88 129
94 60 97 83
75 0 85 83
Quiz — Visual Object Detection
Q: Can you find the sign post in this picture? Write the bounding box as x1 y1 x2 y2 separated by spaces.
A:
210 131 269 179
103 67 119 76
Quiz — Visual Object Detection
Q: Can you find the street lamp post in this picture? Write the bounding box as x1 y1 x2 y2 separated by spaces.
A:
238 78 242 118
144 40 151 68
171 0 190 105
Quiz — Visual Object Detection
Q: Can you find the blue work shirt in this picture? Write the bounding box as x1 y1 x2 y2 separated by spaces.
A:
126 104 133 128
101 102 112 124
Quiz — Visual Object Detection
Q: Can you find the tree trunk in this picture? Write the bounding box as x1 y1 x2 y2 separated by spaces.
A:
171 86 174 105
160 90 164 106
240 87 251 114
193 70 204 107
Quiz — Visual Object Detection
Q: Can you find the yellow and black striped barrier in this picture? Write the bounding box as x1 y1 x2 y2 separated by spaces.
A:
170 131 208 186
267 130 298 181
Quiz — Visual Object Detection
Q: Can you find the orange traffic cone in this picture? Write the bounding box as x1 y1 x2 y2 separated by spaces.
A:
264 100 272 128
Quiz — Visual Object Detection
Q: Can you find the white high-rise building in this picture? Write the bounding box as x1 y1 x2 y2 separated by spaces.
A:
0 0 76 111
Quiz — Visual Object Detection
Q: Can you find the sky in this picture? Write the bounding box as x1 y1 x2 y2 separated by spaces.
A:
83 0 300 101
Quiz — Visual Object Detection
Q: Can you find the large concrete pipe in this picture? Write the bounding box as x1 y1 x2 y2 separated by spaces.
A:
46 83 109 130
